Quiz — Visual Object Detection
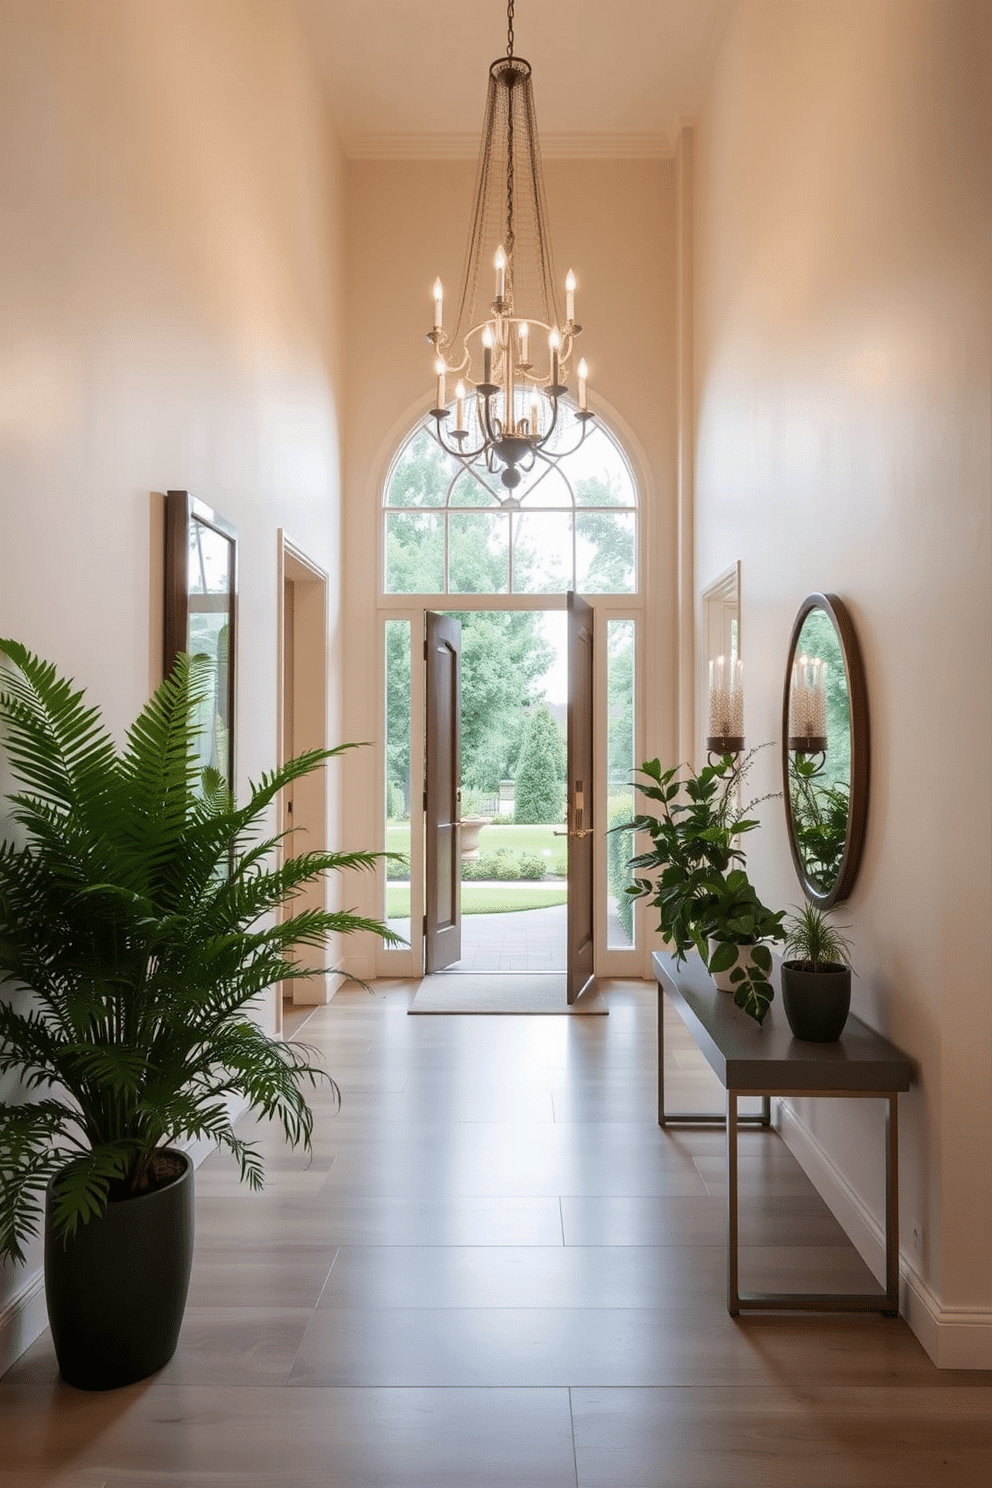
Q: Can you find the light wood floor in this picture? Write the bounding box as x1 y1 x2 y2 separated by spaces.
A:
2 979 989 1486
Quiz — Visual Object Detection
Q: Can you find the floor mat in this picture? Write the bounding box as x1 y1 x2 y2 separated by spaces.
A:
408 972 609 1015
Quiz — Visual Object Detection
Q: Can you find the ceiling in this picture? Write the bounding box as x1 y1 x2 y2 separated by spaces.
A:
298 0 735 158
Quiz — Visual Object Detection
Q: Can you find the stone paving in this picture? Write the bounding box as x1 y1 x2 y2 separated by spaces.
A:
390 898 632 973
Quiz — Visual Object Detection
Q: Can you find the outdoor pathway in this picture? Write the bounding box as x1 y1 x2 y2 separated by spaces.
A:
390 901 632 974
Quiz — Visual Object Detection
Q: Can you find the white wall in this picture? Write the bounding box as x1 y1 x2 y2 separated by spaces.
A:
0 0 347 1364
693 0 991 1366
340 156 679 974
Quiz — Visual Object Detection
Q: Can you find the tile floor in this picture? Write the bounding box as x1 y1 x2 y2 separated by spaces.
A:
2 979 989 1486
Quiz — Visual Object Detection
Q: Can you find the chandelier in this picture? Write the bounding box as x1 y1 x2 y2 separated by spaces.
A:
425 0 592 499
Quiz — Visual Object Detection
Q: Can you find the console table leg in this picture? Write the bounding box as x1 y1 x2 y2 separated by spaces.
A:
727 1089 740 1315
657 983 666 1126
884 1093 900 1316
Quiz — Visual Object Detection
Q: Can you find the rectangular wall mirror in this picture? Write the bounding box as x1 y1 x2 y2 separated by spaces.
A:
164 490 238 793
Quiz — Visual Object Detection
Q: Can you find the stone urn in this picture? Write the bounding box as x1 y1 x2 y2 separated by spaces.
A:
459 816 491 860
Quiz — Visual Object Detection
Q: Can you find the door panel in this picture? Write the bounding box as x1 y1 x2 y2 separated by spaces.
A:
567 591 595 1003
425 612 461 972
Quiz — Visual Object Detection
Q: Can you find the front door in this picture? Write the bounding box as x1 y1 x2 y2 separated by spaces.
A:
424 612 461 972
567 592 595 1002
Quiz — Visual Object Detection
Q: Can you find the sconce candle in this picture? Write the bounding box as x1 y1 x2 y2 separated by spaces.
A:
789 653 828 751
707 655 744 754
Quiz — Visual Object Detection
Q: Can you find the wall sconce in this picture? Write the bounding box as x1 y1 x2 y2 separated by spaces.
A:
706 654 744 758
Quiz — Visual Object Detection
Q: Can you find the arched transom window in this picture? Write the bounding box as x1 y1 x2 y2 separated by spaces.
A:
383 407 638 595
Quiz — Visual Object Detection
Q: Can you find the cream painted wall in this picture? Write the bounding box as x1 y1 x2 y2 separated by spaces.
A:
341 157 679 975
0 0 346 1340
693 0 991 1363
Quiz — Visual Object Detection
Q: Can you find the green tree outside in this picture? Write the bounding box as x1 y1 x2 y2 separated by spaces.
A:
514 702 567 824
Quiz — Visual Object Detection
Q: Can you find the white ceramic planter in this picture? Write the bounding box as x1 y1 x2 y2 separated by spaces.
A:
707 939 760 992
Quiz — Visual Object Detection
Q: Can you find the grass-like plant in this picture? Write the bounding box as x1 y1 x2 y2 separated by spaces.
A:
782 902 853 972
0 640 400 1265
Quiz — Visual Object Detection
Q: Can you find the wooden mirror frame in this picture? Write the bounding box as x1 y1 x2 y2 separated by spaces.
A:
781 592 869 907
164 490 238 793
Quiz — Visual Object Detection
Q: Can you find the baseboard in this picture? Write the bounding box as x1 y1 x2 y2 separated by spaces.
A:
0 1267 48 1378
776 1099 992 1369
292 970 346 1005
0 1102 249 1380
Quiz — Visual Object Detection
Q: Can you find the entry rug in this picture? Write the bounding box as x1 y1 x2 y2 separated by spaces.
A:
408 973 608 1015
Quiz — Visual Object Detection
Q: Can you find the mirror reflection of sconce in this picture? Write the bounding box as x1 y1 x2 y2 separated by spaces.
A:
782 593 869 907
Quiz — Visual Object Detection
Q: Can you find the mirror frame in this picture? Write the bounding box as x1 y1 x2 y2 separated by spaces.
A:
781 592 869 907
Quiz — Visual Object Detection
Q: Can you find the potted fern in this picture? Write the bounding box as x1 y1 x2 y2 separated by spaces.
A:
0 641 399 1390
625 749 784 1023
781 902 854 1041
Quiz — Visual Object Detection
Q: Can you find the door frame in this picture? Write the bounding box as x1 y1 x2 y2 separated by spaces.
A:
375 594 647 980
276 531 331 1031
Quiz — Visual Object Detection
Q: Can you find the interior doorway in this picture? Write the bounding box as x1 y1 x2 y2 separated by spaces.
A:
276 532 330 1034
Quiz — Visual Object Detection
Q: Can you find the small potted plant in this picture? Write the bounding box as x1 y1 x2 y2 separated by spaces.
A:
780 902 854 1041
625 749 784 1023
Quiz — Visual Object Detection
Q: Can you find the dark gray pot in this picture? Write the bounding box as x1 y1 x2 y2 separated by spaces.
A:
781 961 852 1042
45 1149 194 1391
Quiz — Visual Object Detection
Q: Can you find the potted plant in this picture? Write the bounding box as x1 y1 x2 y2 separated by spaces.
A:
780 901 854 1041
625 749 784 1023
0 641 400 1390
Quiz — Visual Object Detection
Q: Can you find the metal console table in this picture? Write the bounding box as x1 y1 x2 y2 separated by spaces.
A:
653 950 913 1318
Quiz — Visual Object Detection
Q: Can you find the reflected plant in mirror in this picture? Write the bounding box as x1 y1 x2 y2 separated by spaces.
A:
782 594 869 907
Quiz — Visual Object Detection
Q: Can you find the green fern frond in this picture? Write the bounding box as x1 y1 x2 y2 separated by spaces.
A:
0 644 395 1258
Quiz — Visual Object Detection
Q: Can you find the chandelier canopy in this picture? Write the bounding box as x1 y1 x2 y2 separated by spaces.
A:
426 1 592 498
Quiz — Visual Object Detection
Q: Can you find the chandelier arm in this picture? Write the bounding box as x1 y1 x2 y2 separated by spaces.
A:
428 412 489 464
535 408 595 462
477 392 505 446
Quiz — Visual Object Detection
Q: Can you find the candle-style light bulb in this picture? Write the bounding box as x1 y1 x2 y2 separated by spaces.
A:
432 277 443 332
434 357 446 410
482 324 494 384
549 327 561 387
454 380 466 431
518 321 529 363
577 356 588 411
565 269 576 323
494 245 506 301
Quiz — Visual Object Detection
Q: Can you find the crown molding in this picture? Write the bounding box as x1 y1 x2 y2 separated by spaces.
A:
344 130 673 161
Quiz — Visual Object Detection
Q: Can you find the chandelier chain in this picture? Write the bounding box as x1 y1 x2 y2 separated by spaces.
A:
506 75 515 273
506 0 514 58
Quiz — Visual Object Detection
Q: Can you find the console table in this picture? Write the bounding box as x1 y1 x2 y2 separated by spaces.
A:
653 950 913 1317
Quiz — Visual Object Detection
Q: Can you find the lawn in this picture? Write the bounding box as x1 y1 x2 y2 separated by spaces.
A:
386 883 568 917
386 823 564 859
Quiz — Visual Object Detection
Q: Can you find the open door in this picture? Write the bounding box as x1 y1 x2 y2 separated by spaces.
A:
425 612 462 972
567 591 595 1002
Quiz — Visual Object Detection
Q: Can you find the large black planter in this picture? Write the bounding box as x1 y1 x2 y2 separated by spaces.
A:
781 961 852 1042
45 1149 194 1391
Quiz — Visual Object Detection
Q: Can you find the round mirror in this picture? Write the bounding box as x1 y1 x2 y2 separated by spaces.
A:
782 593 869 906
